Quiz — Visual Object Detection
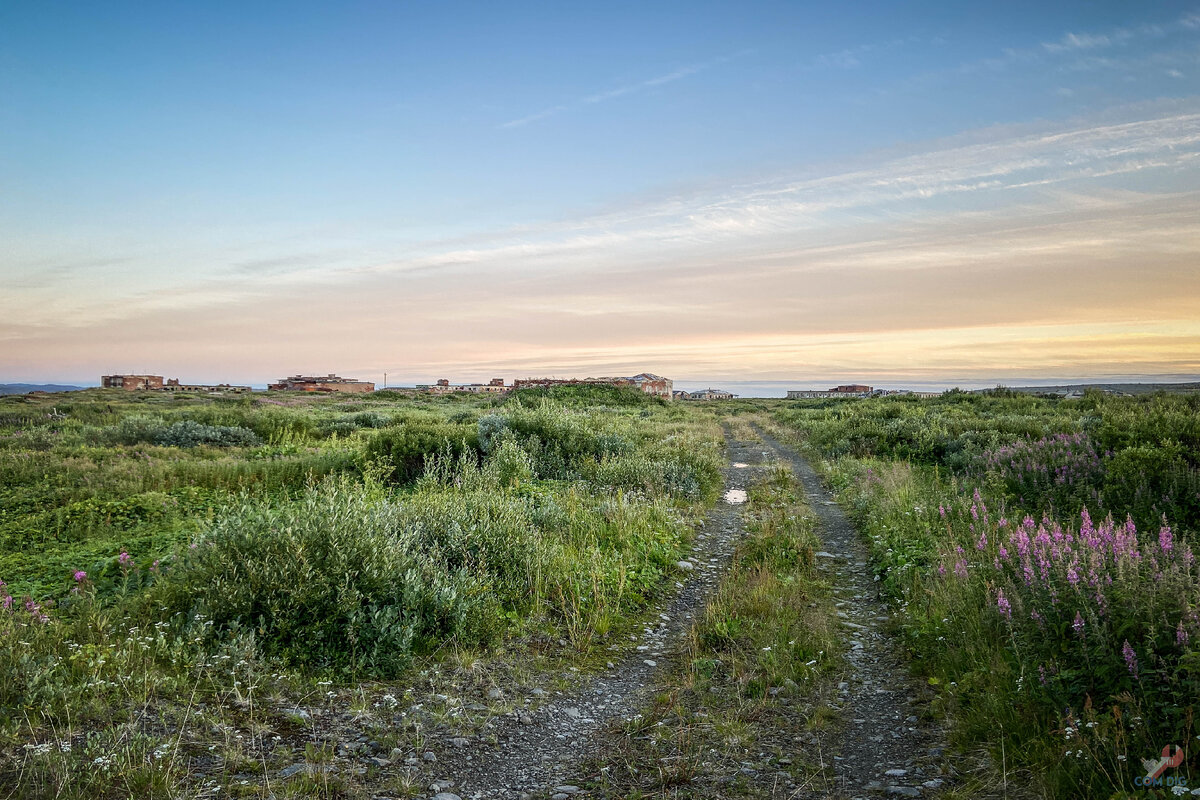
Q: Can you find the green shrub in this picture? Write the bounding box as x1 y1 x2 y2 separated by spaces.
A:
362 421 480 483
1103 444 1200 532
153 483 509 675
107 416 260 448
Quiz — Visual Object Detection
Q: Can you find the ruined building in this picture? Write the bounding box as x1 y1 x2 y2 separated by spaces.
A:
512 373 673 400
268 374 375 393
101 375 251 393
101 374 165 390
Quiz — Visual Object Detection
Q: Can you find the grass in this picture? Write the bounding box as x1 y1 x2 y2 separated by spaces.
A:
0 387 724 797
582 462 841 798
5 385 1196 797
761 389 1200 797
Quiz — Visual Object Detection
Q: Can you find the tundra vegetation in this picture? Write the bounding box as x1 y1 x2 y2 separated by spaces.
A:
0 387 722 797
0 385 1196 798
761 388 1200 797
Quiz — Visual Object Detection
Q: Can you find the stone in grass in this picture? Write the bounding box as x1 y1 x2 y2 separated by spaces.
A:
676 560 695 571
487 687 504 700
884 769 907 777
432 794 463 800
886 787 921 797
554 787 581 795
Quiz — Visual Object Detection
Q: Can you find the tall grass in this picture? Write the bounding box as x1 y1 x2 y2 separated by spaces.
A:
769 391 1200 795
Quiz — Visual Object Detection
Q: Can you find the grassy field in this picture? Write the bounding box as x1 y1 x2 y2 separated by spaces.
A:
0 386 723 797
759 389 1200 797
1 386 1197 797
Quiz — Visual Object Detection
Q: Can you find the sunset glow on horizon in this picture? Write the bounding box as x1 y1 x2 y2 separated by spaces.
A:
3 2 1199 393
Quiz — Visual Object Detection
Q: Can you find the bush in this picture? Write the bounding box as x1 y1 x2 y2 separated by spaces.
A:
362 421 480 483
154 483 512 675
1103 445 1200 533
107 416 260 448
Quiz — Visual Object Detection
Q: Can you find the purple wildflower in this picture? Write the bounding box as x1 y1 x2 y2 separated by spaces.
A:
73 570 86 583
24 598 49 624
1178 621 1189 647
1159 523 1173 553
1072 611 1085 637
996 589 1012 621
118 551 132 566
1122 640 1138 678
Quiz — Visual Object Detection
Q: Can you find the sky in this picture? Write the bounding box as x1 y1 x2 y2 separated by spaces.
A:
2 1 1199 394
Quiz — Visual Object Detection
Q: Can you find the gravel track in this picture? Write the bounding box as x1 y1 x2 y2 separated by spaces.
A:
422 431 769 799
753 425 949 799
404 427 950 800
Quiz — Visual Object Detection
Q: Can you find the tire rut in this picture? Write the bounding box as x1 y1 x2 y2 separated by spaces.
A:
752 424 950 799
423 431 772 799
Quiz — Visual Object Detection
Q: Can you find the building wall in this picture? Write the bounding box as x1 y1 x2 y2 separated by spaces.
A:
101 375 164 390
268 376 375 393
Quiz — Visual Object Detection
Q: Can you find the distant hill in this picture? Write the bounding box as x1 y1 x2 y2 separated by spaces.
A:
997 382 1200 396
0 384 86 396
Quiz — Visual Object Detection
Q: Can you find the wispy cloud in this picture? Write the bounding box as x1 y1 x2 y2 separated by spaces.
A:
897 10 1198 86
499 53 738 129
6 105 1200 384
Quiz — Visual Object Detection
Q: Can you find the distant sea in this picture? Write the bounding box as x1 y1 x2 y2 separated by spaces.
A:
672 376 1200 399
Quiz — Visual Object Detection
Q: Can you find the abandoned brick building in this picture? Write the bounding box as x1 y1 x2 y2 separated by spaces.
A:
512 373 673 400
268 374 375 393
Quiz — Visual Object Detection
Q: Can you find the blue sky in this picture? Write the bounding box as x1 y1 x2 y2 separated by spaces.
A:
2 2 1199 392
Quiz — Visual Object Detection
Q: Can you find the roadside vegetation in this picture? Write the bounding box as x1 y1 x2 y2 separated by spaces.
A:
763 389 1200 797
0 387 722 797
5 384 1197 798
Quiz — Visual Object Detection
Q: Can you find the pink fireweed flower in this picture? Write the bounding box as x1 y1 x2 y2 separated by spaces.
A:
73 571 86 582
1073 611 1085 637
1 595 11 611
24 599 49 624
1178 622 1190 647
954 559 968 580
1122 640 1138 678
118 551 132 566
1159 523 1173 553
936 563 946 577
977 532 988 550
996 590 1012 621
